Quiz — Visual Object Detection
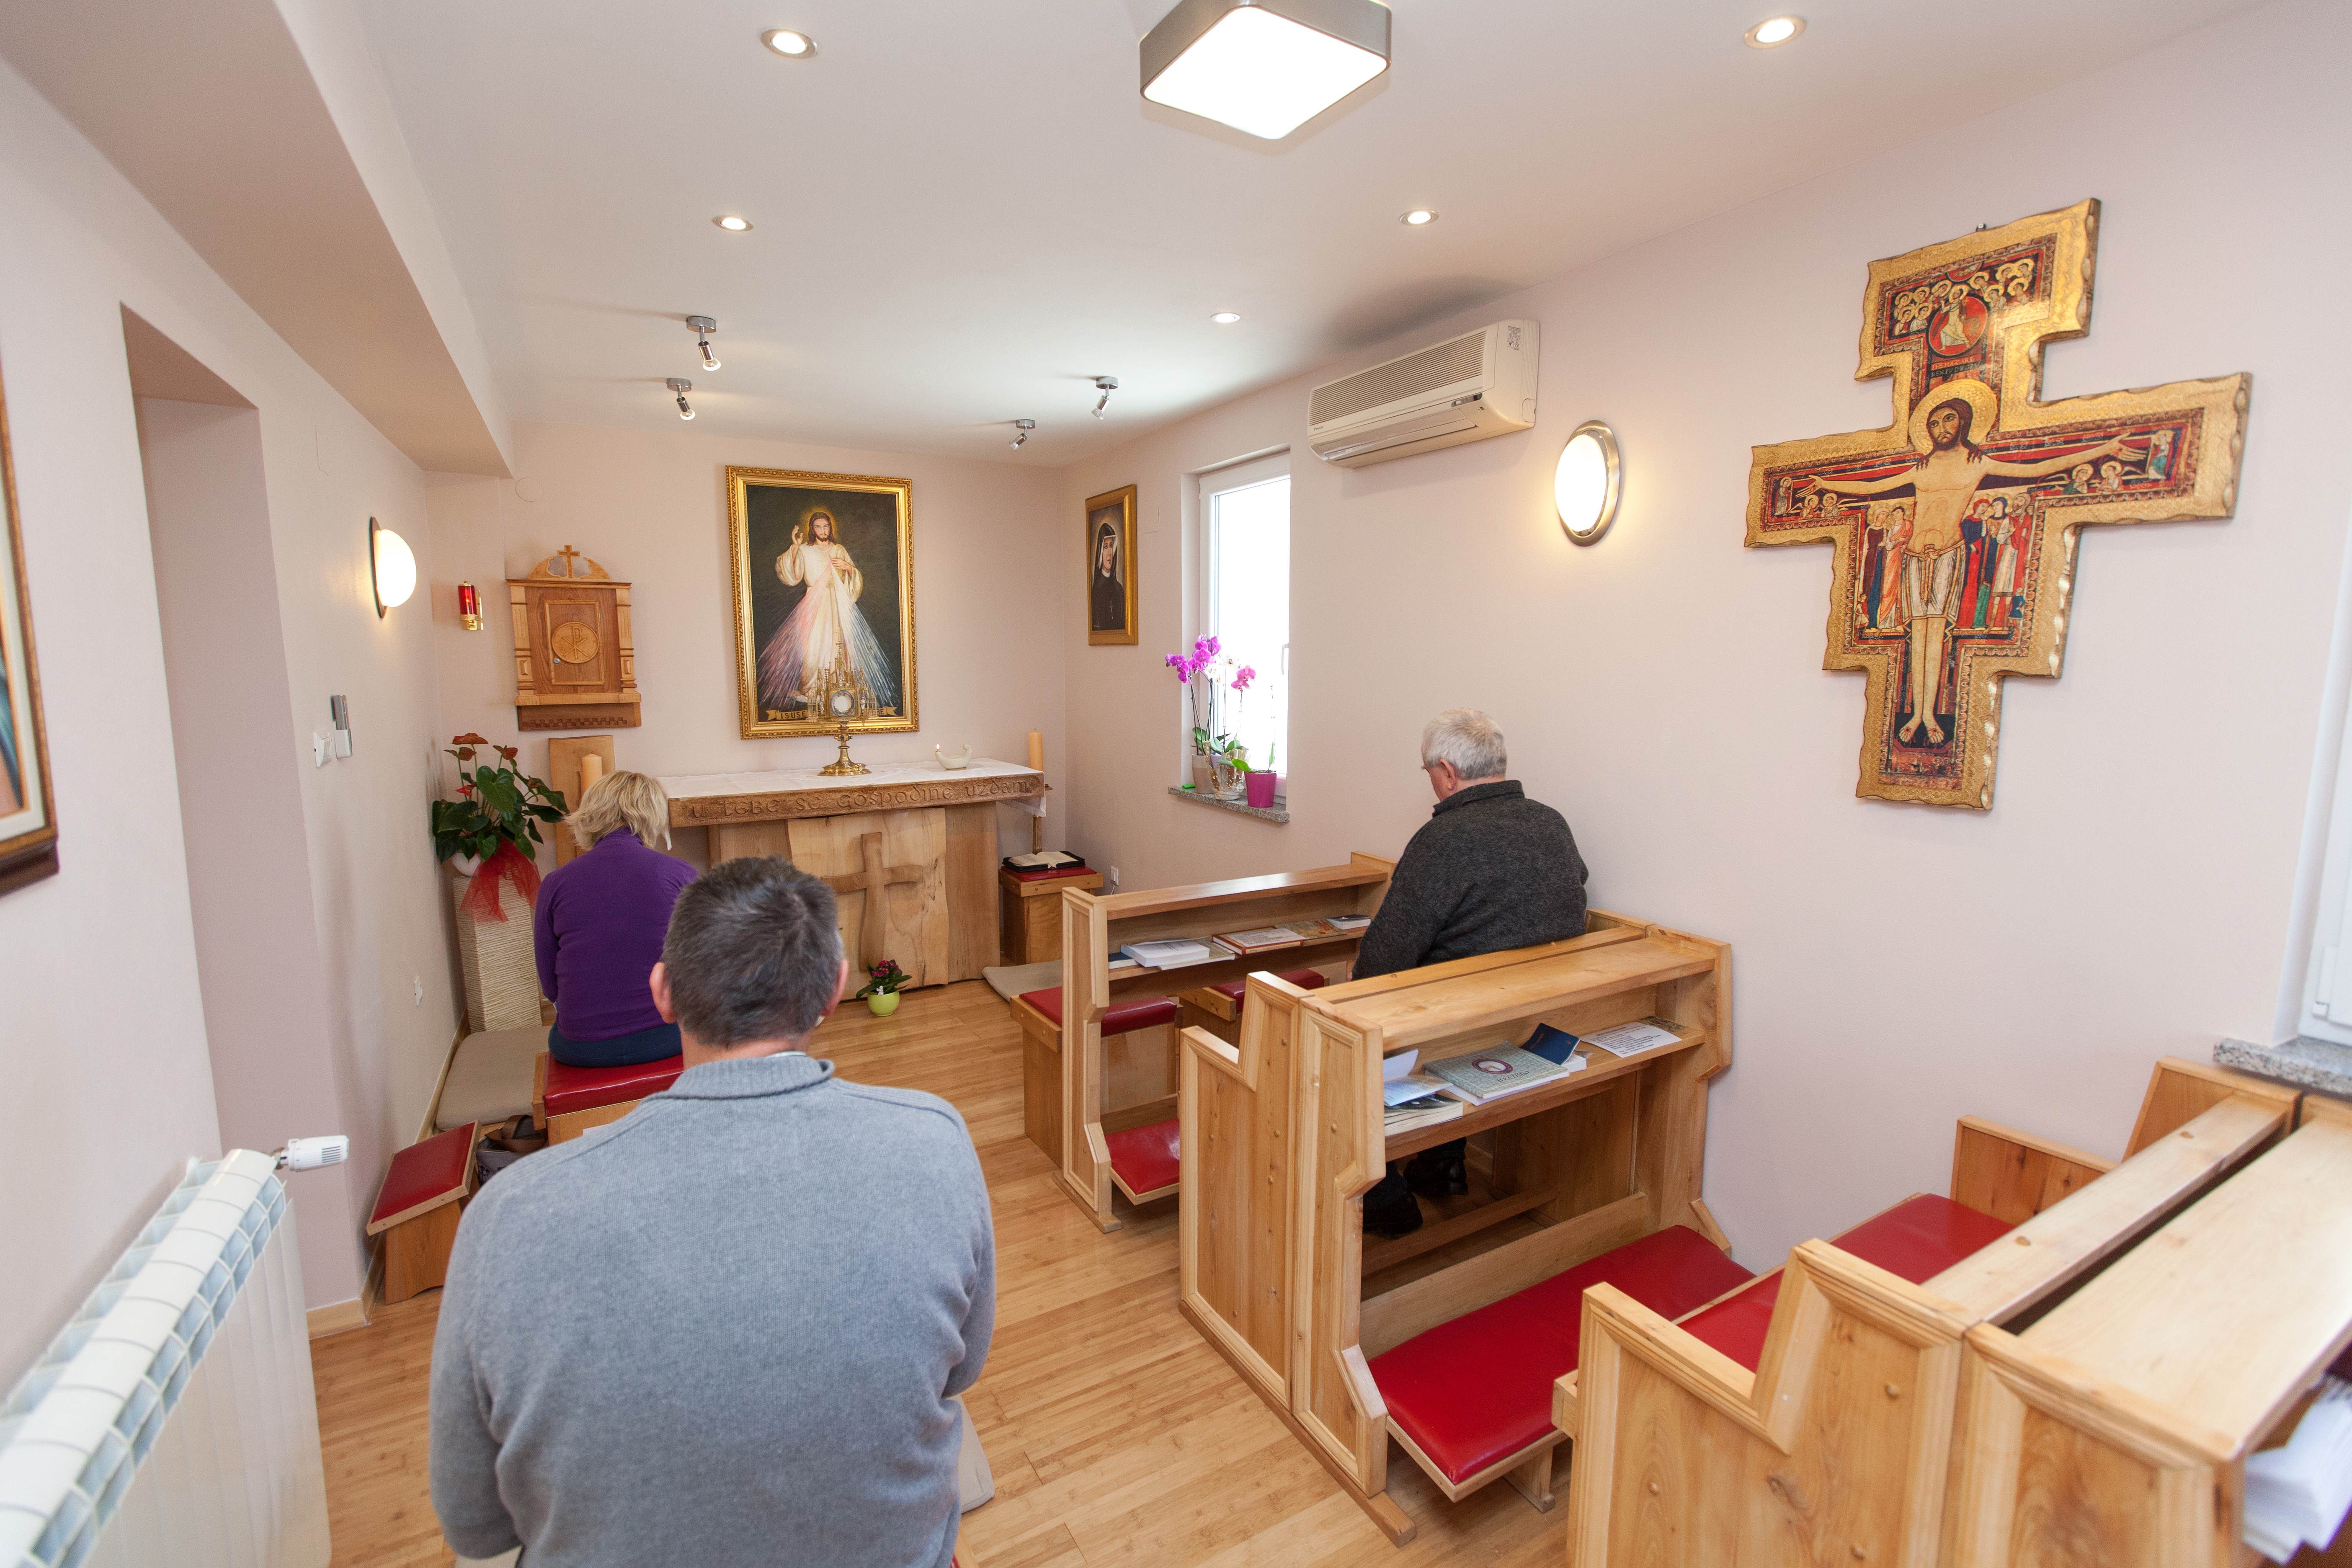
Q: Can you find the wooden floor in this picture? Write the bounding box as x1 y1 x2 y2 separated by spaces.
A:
312 980 1568 1567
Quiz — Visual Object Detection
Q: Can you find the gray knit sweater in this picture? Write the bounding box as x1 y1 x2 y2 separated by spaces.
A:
1352 780 1589 978
428 1052 995 1568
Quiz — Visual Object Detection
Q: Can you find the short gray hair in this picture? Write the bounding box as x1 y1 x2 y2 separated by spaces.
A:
1420 708 1507 780
660 858 844 1046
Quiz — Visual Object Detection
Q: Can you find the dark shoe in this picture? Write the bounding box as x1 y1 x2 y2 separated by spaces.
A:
1406 1151 1468 1199
1363 1169 1423 1237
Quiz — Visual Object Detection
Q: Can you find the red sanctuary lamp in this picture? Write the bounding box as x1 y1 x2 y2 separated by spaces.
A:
457 581 483 631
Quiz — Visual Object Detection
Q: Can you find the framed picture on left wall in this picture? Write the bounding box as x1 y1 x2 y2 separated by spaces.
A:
0 353 57 894
1085 484 1137 646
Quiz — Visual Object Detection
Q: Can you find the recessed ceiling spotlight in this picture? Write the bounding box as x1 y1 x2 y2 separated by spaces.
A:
1402 209 1437 226
1211 311 1242 324
1745 15 1804 46
713 214 753 232
761 28 816 57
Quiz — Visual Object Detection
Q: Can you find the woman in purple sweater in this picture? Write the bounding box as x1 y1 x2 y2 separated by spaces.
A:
534 771 698 1068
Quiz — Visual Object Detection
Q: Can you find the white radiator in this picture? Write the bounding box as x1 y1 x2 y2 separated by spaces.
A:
0 1151 330 1568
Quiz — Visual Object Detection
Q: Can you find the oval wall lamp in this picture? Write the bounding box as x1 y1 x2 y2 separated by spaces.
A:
369 517 416 617
1554 420 1622 546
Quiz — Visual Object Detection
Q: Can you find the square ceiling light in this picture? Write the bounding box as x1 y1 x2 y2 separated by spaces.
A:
1141 0 1390 141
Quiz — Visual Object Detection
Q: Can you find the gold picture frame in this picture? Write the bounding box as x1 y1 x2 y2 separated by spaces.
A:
0 349 57 893
1085 484 1138 646
727 466 918 739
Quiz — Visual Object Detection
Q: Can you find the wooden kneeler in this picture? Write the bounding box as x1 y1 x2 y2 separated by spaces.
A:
367 1122 478 1303
1558 1057 2300 1568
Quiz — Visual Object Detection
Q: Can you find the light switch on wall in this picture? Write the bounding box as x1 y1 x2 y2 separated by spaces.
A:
312 732 330 768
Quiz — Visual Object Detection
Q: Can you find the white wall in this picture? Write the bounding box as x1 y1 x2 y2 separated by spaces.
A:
428 421 1065 870
0 51 456 1372
1057 0 2352 1267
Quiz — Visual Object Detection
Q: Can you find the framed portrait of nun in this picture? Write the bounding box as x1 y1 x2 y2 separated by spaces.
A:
0 354 57 894
1085 484 1137 646
727 466 918 740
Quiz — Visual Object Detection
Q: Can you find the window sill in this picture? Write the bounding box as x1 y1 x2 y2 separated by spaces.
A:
2215 1035 2352 1099
1168 785 1289 825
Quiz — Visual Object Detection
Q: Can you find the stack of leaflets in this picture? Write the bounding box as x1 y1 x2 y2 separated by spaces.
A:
1578 1019 1682 1058
2245 1377 2352 1562
1424 1042 1588 1104
1380 1051 1465 1133
1118 938 1217 970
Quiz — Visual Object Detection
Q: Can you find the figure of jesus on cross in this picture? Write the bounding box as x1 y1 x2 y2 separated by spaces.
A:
1748 199 2250 808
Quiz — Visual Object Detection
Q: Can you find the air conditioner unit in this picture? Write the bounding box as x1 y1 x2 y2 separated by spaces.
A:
1308 319 1538 468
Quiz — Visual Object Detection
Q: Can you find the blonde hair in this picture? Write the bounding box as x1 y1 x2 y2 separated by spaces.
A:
569 770 671 852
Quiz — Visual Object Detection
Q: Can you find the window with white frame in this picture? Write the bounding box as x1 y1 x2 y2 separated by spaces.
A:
1199 454 1290 782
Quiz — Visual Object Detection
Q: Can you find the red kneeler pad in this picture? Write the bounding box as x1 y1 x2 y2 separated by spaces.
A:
1209 967 1327 1008
542 1054 685 1118
1105 1119 1181 1200
1015 990 1179 1034
1370 1225 1754 1486
1679 1193 2014 1371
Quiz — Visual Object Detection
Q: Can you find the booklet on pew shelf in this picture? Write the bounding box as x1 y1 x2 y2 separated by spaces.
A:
1384 1088 1466 1135
1578 1019 1684 1058
2245 1376 2352 1561
1423 1043 1588 1104
1212 926 1305 957
1119 939 1217 970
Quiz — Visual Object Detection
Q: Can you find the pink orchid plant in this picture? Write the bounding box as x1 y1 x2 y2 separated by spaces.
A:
1165 635 1259 767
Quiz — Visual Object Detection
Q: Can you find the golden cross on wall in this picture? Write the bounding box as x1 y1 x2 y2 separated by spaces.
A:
825 831 926 971
1746 199 2249 808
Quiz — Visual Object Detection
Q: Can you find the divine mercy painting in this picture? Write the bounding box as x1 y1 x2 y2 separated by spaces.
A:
727 466 917 739
1745 199 2250 809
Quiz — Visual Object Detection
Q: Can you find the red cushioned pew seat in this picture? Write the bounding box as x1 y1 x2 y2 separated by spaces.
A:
1208 967 1328 1008
1679 1193 2014 1371
1370 1225 1753 1491
1014 989 1179 1034
535 1052 684 1144
1105 1118 1181 1202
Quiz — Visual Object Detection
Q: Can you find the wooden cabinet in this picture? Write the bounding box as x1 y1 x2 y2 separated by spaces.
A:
998 866 1101 966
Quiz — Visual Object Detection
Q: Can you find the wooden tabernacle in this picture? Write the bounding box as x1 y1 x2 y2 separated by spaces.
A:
1176 912 1730 1543
1020 854 1393 1232
1560 1056 2308 1568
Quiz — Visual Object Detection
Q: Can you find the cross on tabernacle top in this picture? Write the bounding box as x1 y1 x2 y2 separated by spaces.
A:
555 544 583 576
1745 199 2249 809
826 831 927 971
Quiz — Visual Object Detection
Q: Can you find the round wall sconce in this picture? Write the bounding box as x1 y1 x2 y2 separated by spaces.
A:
369 518 416 617
1554 421 1622 546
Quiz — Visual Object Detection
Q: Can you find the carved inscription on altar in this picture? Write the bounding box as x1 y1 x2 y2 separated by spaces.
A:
1747 200 2249 808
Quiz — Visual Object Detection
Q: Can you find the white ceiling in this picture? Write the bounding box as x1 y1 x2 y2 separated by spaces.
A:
358 0 2265 467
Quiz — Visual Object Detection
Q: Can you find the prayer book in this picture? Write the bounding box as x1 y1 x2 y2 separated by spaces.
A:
1276 918 1354 941
1523 1023 1580 1064
1119 939 1217 970
1003 850 1083 870
1213 926 1305 956
1384 1092 1466 1135
1424 1044 1587 1104
1579 1019 1683 1058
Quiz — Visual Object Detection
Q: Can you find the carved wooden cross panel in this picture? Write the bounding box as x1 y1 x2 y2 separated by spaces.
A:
1747 199 2249 808
826 830 926 969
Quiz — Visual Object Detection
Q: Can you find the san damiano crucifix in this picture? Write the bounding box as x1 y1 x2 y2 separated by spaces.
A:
1746 199 2250 809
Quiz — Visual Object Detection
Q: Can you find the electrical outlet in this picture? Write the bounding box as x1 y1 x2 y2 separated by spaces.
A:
1107 867 1121 892
312 732 330 768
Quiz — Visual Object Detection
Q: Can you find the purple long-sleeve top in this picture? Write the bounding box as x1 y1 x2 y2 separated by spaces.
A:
533 830 698 1042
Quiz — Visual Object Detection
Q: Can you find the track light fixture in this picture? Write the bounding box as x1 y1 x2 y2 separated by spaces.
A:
1011 419 1036 449
686 315 720 370
667 378 695 420
1092 376 1119 418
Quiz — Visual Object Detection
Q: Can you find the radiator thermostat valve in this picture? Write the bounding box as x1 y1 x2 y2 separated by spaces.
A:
279 1135 350 1171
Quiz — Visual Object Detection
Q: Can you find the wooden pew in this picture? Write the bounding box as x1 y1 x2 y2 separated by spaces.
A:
1946 1086 2352 1567
1177 912 1732 1543
1030 853 1393 1231
1560 1057 2300 1568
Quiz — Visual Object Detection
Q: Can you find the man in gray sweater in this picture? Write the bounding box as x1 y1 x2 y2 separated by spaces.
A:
429 858 995 1568
1356 708 1588 1235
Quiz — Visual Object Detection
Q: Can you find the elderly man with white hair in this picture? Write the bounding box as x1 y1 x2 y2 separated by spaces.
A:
1354 708 1589 1236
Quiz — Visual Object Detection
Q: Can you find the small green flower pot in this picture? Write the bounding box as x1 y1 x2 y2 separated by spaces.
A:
867 990 902 1017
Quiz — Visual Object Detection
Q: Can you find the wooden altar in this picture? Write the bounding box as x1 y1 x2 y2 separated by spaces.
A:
662 759 1044 989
